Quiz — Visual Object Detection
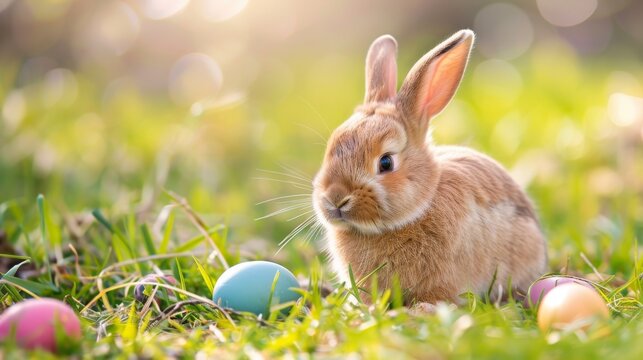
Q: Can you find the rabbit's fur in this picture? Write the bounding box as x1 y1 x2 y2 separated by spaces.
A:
312 30 547 304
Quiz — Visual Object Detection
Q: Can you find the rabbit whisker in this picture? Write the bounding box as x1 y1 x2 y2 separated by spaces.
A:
255 203 312 221
278 163 313 183
295 122 329 144
297 97 333 136
256 168 312 185
304 222 325 246
276 215 318 254
252 177 312 191
286 209 315 222
278 214 316 247
255 194 311 205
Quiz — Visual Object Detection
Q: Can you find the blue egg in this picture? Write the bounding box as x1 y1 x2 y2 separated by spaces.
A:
212 261 301 317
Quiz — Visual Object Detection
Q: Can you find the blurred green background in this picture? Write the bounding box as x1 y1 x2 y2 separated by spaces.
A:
1 0 642 274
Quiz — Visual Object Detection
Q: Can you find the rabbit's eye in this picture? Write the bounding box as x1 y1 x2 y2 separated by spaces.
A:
378 154 394 173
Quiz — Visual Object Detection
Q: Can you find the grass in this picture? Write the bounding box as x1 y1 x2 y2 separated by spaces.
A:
1 36 643 358
0 189 641 359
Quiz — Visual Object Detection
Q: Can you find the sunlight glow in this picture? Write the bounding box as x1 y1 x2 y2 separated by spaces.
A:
200 0 249 22
608 93 643 128
169 53 224 105
537 0 597 27
474 3 534 59
138 0 190 20
85 1 141 57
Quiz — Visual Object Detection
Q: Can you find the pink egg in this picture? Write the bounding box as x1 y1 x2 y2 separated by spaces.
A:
525 276 595 308
0 298 82 353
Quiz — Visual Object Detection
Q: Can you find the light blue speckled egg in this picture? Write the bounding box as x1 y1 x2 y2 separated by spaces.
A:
212 261 301 317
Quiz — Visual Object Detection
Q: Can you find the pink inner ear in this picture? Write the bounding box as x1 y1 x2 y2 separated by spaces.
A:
366 49 397 102
365 35 398 103
419 44 470 118
421 55 446 117
382 53 397 99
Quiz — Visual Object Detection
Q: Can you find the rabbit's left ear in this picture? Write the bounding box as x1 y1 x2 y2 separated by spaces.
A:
364 35 398 103
397 30 474 133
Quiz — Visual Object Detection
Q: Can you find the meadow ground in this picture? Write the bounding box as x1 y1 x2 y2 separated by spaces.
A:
1 1 643 359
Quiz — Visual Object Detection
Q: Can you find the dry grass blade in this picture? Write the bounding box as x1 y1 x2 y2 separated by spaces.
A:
164 190 229 270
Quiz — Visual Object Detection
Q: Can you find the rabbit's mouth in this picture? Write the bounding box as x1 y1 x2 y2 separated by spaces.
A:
315 197 356 230
319 195 351 220
313 187 386 234
324 209 384 235
324 204 351 226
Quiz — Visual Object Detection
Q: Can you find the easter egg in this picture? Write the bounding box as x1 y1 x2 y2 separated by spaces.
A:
0 298 81 353
134 274 178 303
537 283 609 331
212 261 302 317
525 276 594 308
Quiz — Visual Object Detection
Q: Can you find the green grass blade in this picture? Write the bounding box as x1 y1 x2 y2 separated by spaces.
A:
347 265 361 302
36 194 53 282
43 199 63 263
8 226 22 245
172 225 224 253
0 284 23 302
309 258 323 311
122 302 138 341
391 273 403 309
140 224 157 256
1 259 30 279
159 211 175 254
267 270 281 320
92 208 115 233
3 275 59 295
0 254 30 260
174 258 187 300
92 209 136 261
192 256 214 294
356 262 387 287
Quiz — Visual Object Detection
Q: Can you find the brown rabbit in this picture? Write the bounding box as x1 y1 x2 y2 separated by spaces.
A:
312 30 547 304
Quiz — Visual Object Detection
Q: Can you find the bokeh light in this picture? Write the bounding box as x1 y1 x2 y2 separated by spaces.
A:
558 18 612 55
473 3 533 59
200 0 249 22
42 68 78 107
588 167 623 197
605 71 642 96
556 121 586 160
2 90 26 134
75 1 140 59
137 0 190 20
169 53 223 106
608 93 643 128
0 0 13 13
537 0 598 27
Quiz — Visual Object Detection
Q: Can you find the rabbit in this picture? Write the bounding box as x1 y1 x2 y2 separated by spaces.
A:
311 30 547 305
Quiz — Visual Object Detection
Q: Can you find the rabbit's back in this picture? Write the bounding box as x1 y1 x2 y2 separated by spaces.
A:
427 145 547 299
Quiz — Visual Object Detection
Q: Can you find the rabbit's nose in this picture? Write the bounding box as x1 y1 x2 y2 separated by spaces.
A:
323 196 352 220
336 197 350 209
324 196 351 210
324 184 350 208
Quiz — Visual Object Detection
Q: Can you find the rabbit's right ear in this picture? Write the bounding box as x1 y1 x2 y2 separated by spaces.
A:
397 30 474 137
364 35 398 104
